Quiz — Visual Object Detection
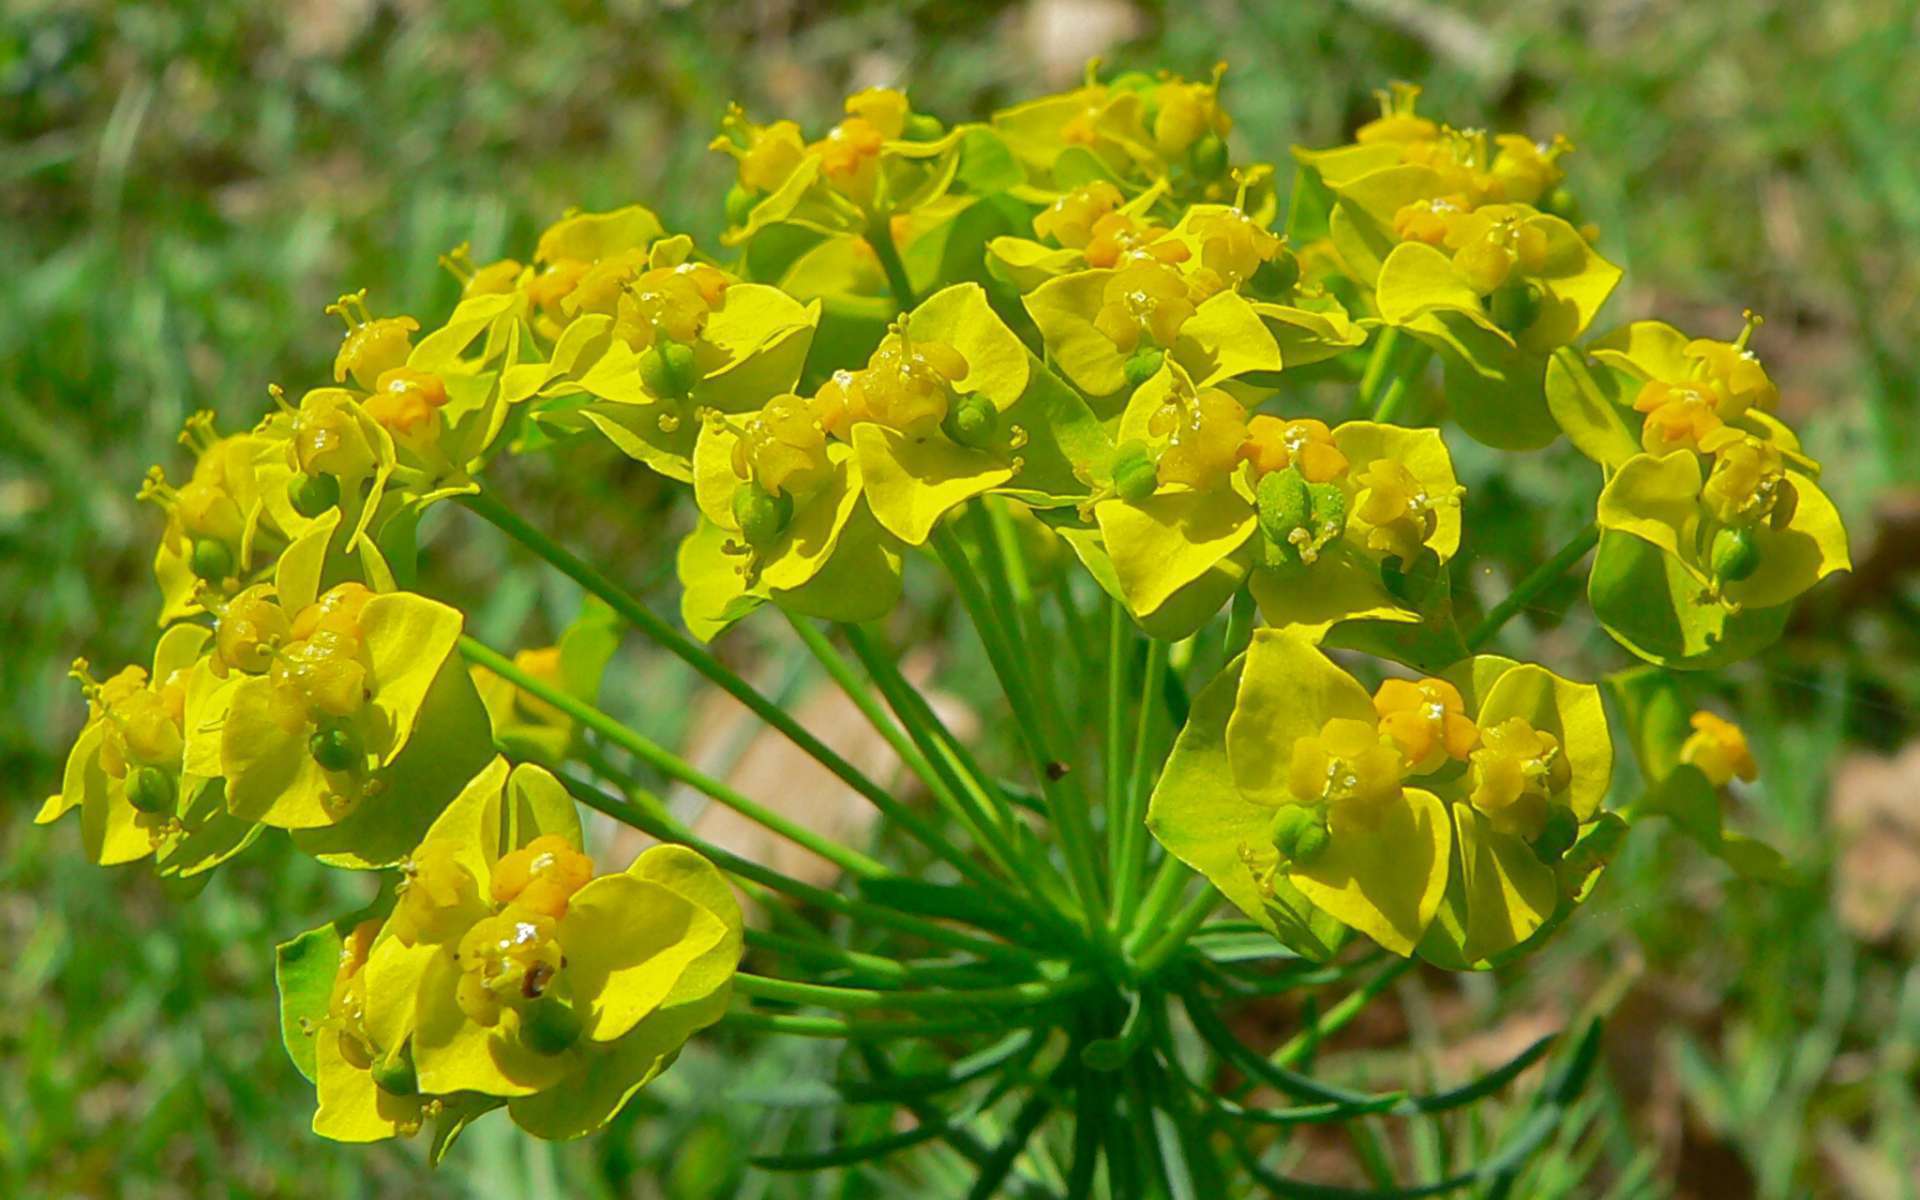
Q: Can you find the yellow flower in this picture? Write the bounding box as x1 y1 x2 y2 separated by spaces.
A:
1238 415 1348 483
1147 384 1247 491
1466 717 1573 840
1033 181 1126 248
328 291 420 391
1093 260 1197 353
1680 711 1758 787
1351 457 1443 567
1354 82 1439 146
1150 63 1231 158
1373 677 1478 774
1284 716 1409 829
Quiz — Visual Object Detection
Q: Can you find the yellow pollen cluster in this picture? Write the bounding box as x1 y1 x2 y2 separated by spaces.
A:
1680 711 1758 787
214 585 292 675
1033 182 1125 248
1353 458 1440 566
814 333 969 439
328 292 419 391
1286 716 1407 825
1149 386 1247 490
1372 678 1478 774
489 834 595 919
1093 260 1196 353
455 909 565 1026
390 840 483 946
731 393 832 497
1467 717 1570 838
1239 415 1347 482
270 584 376 720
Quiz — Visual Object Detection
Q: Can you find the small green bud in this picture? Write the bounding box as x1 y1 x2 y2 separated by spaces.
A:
1110 71 1157 95
288 471 341 519
1487 281 1543 334
1256 467 1311 550
640 340 699 398
370 1042 418 1097
1542 186 1581 223
189 538 234 582
732 481 794 548
1190 132 1229 181
724 183 758 227
1269 805 1329 863
903 112 945 142
309 725 361 773
1111 441 1160 502
125 765 176 815
1123 347 1166 390
1308 481 1348 541
942 393 997 450
520 993 584 1056
1250 250 1301 298
1531 806 1579 862
1711 525 1761 583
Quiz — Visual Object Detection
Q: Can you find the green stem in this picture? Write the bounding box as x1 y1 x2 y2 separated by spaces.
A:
780 612 1009 893
735 970 1093 1013
459 491 928 860
1370 342 1432 424
1133 885 1218 976
932 520 1107 936
1109 636 1165 929
1271 960 1413 1070
557 767 1034 964
868 219 917 313
1467 522 1601 650
1104 600 1130 868
461 636 885 878
722 1010 1018 1040
1127 853 1194 958
1357 326 1402 407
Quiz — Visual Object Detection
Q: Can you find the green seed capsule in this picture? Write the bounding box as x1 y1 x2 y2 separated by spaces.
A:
1710 525 1761 583
1531 806 1579 862
1543 186 1581 223
942 393 997 450
724 183 758 227
1110 71 1157 96
520 993 584 1056
189 538 235 582
370 1043 418 1097
903 113 945 142
732 481 794 548
1190 133 1229 181
1487 281 1543 334
1269 805 1329 863
1256 467 1311 551
125 765 176 815
309 725 361 772
1111 441 1160 502
1250 251 1301 298
640 340 699 398
289 471 341 519
1308 481 1348 541
1123 347 1166 390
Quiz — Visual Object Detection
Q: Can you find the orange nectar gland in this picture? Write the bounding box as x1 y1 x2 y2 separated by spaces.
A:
1082 211 1191 272
1287 717 1408 827
1094 260 1197 354
1150 386 1247 491
213 584 292 676
1373 677 1479 775
390 840 483 945
327 291 419 392
1033 182 1125 249
1239 416 1348 483
270 584 375 720
490 835 595 920
1467 717 1571 839
816 112 888 208
1681 711 1759 788
322 919 384 1070
454 908 566 1027
74 660 186 777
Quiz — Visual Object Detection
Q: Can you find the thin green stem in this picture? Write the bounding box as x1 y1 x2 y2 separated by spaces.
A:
1109 636 1165 929
557 768 1035 964
1467 522 1601 650
1104 601 1129 870
1127 853 1194 958
458 490 923 861
461 636 885 878
1134 885 1218 976
1357 326 1403 408
1370 342 1432 424
932 520 1107 936
868 220 917 312
722 1010 1018 1040
1272 959 1413 1069
735 970 1094 1013
780 612 1008 893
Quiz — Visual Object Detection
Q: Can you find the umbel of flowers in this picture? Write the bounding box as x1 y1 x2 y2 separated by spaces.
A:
44 68 1842 1181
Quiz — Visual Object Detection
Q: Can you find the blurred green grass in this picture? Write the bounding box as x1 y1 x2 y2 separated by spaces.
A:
4 0 1918 1195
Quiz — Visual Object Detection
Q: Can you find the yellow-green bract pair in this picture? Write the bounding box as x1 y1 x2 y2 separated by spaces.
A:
1150 630 1619 964
278 758 742 1148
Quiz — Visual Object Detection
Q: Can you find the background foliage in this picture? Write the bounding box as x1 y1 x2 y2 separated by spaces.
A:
4 0 1918 1195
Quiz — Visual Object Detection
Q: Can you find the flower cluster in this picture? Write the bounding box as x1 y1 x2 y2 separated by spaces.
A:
43 65 1844 1160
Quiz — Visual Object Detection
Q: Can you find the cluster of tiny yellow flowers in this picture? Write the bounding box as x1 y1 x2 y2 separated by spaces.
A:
43 66 1841 1154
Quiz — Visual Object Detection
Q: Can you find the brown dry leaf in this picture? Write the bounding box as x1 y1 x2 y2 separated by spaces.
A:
1830 742 1920 947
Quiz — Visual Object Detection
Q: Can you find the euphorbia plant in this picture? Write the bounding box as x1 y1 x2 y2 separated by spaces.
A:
44 68 1846 1192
